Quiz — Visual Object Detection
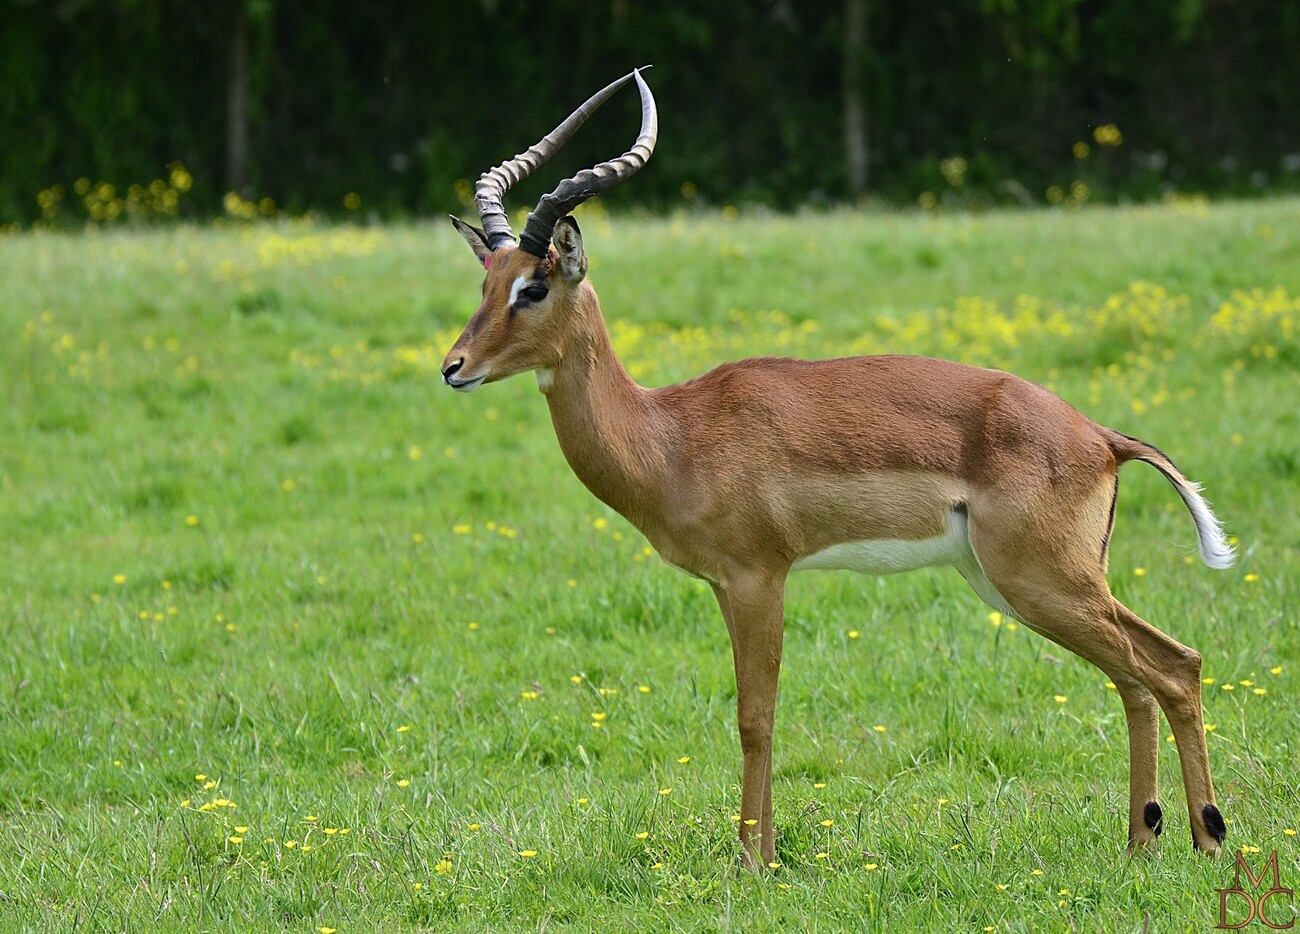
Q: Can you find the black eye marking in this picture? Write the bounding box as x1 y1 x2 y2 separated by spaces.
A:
521 285 549 303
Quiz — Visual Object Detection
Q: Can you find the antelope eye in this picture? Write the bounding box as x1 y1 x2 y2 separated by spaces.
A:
521 285 549 303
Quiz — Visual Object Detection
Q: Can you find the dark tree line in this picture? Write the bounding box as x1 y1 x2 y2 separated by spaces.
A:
3 0 1299 224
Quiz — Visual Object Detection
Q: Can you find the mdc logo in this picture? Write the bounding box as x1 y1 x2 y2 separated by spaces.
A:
1216 850 1295 929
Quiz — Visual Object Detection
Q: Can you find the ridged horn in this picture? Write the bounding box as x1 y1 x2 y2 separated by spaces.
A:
517 69 658 257
474 68 653 253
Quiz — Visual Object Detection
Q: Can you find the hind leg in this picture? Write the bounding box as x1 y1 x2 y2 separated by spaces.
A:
1009 600 1168 849
1110 601 1225 852
967 501 1224 853
959 559 1162 847
1113 675 1164 849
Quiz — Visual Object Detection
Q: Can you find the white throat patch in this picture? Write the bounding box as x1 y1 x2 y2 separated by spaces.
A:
535 368 555 392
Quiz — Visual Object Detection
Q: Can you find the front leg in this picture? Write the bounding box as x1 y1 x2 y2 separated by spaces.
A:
713 572 786 870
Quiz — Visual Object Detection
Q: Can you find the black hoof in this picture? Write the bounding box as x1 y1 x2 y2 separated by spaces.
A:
1200 803 1227 847
1143 801 1164 837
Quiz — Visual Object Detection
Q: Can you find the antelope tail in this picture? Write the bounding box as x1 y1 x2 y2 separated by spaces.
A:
1106 430 1237 569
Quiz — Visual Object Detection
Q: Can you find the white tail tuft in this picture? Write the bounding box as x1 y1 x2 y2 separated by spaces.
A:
1172 480 1237 569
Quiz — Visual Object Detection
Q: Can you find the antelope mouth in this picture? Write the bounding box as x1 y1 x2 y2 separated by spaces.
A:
446 373 486 392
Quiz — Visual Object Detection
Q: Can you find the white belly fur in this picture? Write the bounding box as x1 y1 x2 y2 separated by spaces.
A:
792 509 1016 617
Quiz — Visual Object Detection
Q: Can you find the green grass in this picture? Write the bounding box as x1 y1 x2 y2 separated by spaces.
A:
1 199 1298 932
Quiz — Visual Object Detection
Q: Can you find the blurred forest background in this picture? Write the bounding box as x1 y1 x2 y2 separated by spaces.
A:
3 0 1299 225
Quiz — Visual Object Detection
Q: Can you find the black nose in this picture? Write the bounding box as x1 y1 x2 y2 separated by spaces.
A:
442 358 463 382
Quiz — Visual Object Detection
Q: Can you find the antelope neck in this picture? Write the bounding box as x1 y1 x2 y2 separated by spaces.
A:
541 300 666 525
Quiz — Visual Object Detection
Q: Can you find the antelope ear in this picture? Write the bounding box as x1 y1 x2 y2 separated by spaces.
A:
449 215 492 267
552 216 587 283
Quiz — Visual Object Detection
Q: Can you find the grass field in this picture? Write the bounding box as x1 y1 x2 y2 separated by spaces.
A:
2 199 1298 932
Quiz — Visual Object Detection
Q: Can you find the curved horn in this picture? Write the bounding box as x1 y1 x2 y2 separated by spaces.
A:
517 68 658 257
474 68 650 252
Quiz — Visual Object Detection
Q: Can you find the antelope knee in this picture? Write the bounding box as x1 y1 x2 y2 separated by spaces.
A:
737 716 773 755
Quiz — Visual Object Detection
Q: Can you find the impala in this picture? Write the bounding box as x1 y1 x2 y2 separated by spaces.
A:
440 69 1235 868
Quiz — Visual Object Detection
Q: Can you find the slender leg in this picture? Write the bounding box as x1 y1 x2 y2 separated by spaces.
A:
969 498 1224 855
1112 675 1163 849
1111 602 1224 852
714 573 786 869
1017 607 1164 849
995 602 1164 850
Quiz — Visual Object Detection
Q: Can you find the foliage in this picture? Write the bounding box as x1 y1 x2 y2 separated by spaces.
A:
2 0 1300 224
1 200 1298 930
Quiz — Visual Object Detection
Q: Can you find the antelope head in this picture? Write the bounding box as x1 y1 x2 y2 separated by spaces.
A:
440 69 657 392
